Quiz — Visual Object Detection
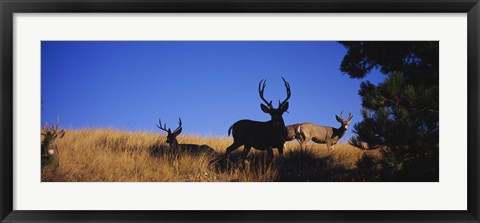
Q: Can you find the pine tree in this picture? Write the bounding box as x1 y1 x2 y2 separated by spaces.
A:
339 41 439 181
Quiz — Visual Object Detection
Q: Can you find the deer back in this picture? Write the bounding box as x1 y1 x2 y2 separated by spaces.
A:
298 122 334 143
177 143 215 156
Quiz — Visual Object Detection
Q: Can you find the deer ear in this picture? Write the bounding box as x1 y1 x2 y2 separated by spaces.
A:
336 115 342 123
281 102 289 112
57 129 65 139
260 104 270 113
174 127 182 135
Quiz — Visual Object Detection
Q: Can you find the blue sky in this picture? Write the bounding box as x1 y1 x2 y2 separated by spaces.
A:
41 41 385 141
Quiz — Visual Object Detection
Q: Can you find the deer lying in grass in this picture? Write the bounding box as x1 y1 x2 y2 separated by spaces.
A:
157 118 215 155
226 77 291 160
41 119 65 170
296 112 353 151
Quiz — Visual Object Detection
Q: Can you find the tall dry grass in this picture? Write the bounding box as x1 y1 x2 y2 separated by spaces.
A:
41 129 381 182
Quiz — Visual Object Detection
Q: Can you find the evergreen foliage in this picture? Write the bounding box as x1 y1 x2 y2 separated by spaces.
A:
340 41 439 181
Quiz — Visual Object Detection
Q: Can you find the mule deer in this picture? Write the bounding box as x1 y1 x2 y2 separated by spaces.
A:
41 119 65 170
157 118 215 155
296 111 353 151
225 77 291 160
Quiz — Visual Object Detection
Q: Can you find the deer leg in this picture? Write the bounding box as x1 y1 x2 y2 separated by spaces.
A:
225 142 241 158
300 133 312 151
296 139 303 152
301 132 310 150
295 135 303 150
241 146 251 160
300 138 308 151
326 141 332 151
266 148 274 161
296 133 304 151
295 138 301 147
278 145 284 157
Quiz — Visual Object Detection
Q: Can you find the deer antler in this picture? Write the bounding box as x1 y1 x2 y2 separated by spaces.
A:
279 77 291 108
173 118 182 134
258 79 273 108
157 118 170 133
42 118 64 138
50 120 55 133
56 117 60 131
338 111 353 122
46 118 61 134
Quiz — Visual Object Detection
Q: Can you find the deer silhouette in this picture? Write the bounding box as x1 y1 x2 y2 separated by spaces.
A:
225 77 291 160
157 118 215 155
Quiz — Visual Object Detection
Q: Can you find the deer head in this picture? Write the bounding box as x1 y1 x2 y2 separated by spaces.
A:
157 118 182 146
41 118 65 157
335 111 353 130
259 77 291 126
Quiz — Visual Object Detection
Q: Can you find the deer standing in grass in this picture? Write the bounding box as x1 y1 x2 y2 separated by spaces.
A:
157 118 215 155
41 119 65 170
225 77 291 160
296 112 353 151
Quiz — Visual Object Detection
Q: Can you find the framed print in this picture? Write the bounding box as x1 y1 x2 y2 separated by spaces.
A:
1 0 479 222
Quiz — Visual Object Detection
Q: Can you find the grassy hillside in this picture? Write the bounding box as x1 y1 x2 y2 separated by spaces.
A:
41 129 382 182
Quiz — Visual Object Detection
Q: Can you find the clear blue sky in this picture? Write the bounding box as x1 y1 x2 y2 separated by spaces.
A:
41 41 385 141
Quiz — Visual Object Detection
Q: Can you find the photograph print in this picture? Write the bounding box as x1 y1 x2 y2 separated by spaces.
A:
41 41 439 182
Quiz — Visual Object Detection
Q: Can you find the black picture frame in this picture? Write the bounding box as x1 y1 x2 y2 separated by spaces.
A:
1 0 479 222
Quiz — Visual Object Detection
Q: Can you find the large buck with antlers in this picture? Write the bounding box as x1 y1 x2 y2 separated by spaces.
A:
157 118 215 155
41 119 65 170
295 112 353 151
225 77 291 160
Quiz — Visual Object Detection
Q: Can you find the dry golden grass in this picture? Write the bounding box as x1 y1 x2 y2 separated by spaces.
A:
41 129 382 182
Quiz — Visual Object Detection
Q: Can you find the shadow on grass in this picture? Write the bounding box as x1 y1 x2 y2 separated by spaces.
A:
148 143 225 162
147 144 399 182
277 149 346 182
214 148 356 182
148 144 170 157
209 148 332 181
